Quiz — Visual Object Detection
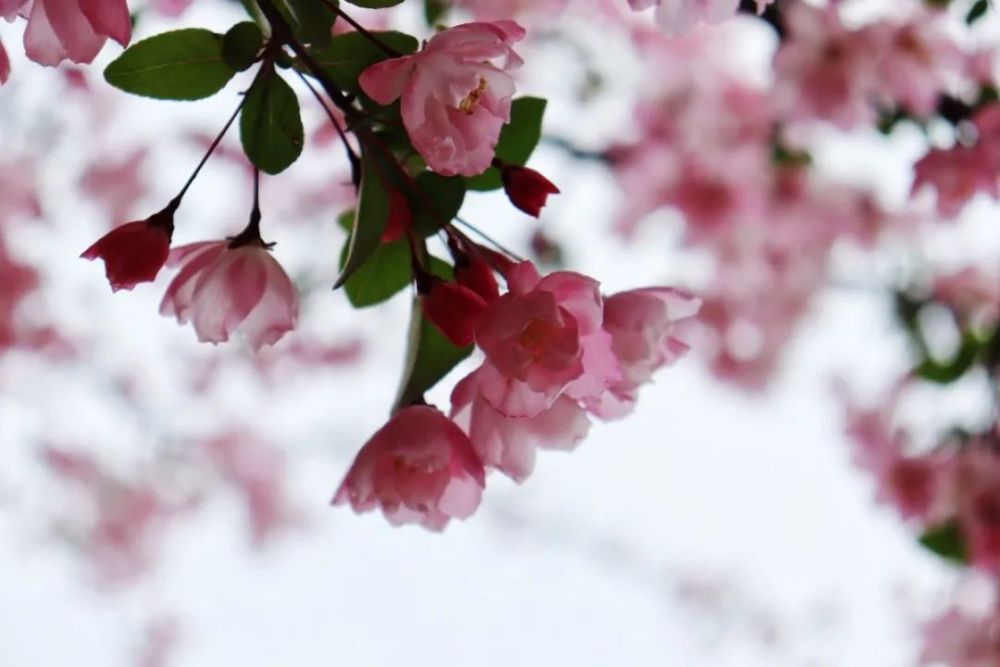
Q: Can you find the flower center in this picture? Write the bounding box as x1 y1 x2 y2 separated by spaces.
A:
517 319 557 359
458 78 489 114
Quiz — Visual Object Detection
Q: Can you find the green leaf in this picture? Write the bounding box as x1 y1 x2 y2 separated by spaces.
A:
309 30 419 93
410 172 466 237
967 0 989 24
340 240 410 308
104 29 235 100
336 149 394 287
240 71 304 174
394 297 473 411
424 0 450 24
467 97 548 191
344 0 404 7
283 0 337 47
340 240 453 308
915 332 982 384
222 22 263 72
919 521 967 564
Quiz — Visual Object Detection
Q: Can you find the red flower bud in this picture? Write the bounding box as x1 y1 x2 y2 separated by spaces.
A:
455 258 500 303
81 208 174 291
421 280 489 347
500 166 560 218
380 188 412 243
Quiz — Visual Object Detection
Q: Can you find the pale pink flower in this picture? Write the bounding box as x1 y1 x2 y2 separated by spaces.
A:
842 388 948 522
20 0 131 66
933 267 1000 327
773 3 882 128
870 15 963 117
953 444 1000 576
159 240 299 352
452 366 590 482
333 406 486 530
920 606 1000 667
628 0 739 35
597 287 701 417
359 21 525 177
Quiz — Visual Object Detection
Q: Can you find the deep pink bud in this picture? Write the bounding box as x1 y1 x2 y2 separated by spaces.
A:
380 188 412 243
422 280 489 347
81 208 174 292
455 258 500 303
501 166 560 217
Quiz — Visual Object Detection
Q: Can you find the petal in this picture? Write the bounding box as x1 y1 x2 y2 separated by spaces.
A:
79 0 130 46
39 0 106 64
359 56 415 105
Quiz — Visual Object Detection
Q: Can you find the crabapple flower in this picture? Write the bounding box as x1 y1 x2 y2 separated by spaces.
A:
596 287 701 418
20 0 131 66
474 261 606 414
333 406 486 530
628 0 739 36
452 366 589 482
358 21 525 177
920 605 1000 667
81 208 174 292
500 165 560 217
159 240 299 352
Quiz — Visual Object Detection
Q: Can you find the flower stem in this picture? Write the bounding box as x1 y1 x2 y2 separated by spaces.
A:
171 98 246 210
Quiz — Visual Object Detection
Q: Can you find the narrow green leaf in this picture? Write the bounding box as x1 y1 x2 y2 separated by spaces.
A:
309 31 419 93
919 521 967 564
222 22 263 72
335 149 392 287
466 97 548 191
967 0 989 24
915 332 982 384
240 71 304 174
104 29 235 100
394 297 473 411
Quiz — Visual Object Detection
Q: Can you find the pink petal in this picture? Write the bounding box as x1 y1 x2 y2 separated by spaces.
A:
359 56 415 105
79 0 131 46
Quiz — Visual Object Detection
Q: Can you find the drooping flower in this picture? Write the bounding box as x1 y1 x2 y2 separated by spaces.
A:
627 0 740 36
595 286 701 417
452 366 589 482
500 165 560 217
20 0 131 67
333 406 486 530
159 239 299 352
359 21 525 177
81 207 174 292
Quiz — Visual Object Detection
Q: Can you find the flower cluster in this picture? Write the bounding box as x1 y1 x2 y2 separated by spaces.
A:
335 258 699 529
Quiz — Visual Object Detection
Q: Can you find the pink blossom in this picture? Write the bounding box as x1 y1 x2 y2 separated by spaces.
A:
0 234 39 350
627 0 739 35
359 21 525 177
422 279 489 347
920 606 1000 667
79 148 148 224
953 445 1000 576
773 3 882 129
474 261 606 414
452 366 589 482
912 145 998 219
842 389 948 522
597 287 701 417
159 240 299 352
333 406 486 530
933 267 1000 327
21 0 131 67
870 15 963 117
